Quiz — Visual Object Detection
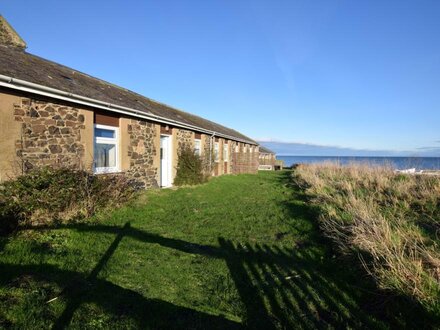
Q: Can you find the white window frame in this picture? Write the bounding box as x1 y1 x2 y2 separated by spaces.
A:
194 139 201 156
94 124 120 174
223 143 228 162
214 142 219 162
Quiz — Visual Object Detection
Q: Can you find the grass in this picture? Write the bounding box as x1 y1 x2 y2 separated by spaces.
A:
296 163 440 318
0 171 436 328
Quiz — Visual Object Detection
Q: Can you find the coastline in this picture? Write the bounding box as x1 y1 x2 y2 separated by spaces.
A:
276 155 440 171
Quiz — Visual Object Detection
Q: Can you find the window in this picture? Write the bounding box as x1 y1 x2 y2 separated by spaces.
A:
214 142 219 162
194 139 201 156
223 143 228 161
94 124 119 173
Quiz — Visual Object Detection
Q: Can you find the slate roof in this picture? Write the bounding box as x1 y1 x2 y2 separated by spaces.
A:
259 145 275 154
0 45 257 144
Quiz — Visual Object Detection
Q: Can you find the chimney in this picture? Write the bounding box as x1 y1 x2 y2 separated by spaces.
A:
0 15 26 50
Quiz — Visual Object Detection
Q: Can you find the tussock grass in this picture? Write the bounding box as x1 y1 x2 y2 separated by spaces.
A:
295 162 440 314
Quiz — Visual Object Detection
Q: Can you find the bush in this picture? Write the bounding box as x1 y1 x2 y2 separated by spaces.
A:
0 167 135 235
174 145 207 186
295 162 440 314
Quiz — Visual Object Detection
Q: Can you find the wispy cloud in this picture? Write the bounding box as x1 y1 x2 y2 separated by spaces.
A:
255 137 343 148
417 147 437 150
257 140 440 157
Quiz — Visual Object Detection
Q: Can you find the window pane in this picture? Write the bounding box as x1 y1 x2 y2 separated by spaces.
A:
95 143 116 168
194 140 201 156
214 143 219 161
95 128 115 138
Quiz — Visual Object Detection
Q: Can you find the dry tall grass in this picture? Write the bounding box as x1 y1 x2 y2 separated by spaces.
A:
295 162 440 313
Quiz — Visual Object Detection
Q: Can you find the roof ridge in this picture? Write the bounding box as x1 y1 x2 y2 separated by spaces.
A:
22 50 247 135
0 46 256 144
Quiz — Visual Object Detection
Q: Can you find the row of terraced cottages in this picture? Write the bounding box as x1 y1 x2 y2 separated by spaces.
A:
0 16 259 188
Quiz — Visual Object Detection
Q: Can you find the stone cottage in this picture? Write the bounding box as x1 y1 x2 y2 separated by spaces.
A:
0 16 259 188
258 146 276 171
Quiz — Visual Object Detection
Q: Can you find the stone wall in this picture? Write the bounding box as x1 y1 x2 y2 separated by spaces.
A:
223 139 232 174
200 133 213 175
14 98 86 172
203 134 211 158
259 153 276 166
3 92 258 186
231 142 259 174
251 146 259 173
176 129 193 152
126 119 158 189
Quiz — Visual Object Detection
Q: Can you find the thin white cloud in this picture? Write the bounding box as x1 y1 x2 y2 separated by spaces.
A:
257 140 439 157
256 138 353 149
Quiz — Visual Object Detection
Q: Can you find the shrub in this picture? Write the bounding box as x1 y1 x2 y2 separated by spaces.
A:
0 167 135 235
174 145 207 186
295 162 440 314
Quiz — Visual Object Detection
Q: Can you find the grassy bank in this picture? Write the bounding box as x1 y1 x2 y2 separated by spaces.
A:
0 171 434 328
296 163 440 317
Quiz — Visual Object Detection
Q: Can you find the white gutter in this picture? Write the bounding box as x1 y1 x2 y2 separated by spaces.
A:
0 74 257 145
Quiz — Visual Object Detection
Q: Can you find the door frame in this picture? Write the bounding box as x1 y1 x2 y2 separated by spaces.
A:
160 135 172 187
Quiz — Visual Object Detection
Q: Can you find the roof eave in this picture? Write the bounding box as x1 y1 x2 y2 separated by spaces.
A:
0 74 258 145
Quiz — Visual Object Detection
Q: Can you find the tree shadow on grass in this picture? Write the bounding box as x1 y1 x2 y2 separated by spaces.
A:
218 238 388 329
1 221 396 329
0 223 240 329
1 170 437 328
0 261 241 329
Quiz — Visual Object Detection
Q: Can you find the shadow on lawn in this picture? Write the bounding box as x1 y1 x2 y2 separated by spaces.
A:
1 171 436 328
0 221 391 329
0 223 240 329
1 222 382 329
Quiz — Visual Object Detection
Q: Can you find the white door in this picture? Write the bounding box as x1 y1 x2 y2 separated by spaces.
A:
160 135 171 187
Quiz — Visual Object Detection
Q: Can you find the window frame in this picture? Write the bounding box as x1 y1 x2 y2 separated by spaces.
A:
223 143 228 162
194 139 202 156
214 142 219 162
94 123 120 174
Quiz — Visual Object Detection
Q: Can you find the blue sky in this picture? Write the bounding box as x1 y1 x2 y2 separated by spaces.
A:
1 1 439 155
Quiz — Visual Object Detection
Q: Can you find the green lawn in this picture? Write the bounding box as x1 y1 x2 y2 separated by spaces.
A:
0 171 430 328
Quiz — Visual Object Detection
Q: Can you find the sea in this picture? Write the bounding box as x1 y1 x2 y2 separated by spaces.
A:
276 156 440 171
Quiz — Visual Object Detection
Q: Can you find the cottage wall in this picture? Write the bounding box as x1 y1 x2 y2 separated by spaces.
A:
176 129 193 152
200 133 212 175
170 128 193 181
259 153 276 166
0 92 23 181
125 118 158 189
0 93 160 188
0 90 259 185
12 96 86 172
231 142 258 174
